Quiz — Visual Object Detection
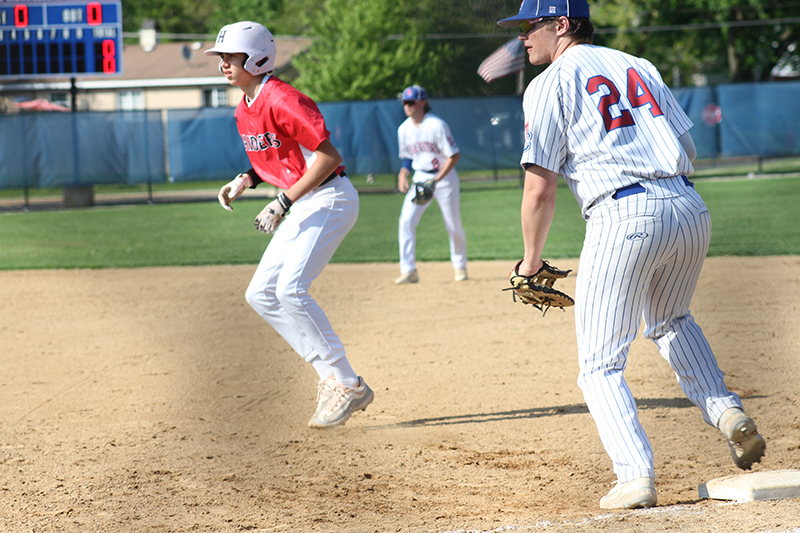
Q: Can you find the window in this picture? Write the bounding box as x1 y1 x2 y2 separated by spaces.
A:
117 90 145 110
203 88 228 108
50 92 69 107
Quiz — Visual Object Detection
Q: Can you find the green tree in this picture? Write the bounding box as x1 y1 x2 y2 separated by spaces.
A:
591 0 800 84
123 0 216 35
290 0 532 100
206 0 319 36
290 0 439 101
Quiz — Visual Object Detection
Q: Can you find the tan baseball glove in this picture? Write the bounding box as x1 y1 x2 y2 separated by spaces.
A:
504 259 574 315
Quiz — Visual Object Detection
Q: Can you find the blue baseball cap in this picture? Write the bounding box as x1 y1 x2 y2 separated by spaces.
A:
401 85 427 102
497 0 590 27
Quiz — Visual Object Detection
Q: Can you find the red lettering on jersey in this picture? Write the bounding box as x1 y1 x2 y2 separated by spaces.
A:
586 75 634 132
627 68 663 118
406 141 442 155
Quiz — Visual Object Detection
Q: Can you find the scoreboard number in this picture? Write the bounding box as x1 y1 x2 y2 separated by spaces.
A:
0 0 123 78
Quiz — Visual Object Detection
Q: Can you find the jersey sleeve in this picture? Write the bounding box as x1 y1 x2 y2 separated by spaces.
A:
398 123 412 160
437 120 460 158
660 86 694 138
521 67 567 174
271 92 331 152
636 60 693 138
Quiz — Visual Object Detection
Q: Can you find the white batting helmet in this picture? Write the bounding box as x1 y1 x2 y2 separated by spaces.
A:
204 21 276 76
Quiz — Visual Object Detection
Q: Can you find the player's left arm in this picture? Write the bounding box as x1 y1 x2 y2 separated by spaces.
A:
434 121 460 182
678 132 697 162
270 93 342 201
254 139 341 233
517 164 559 276
655 76 696 162
284 138 342 202
434 153 460 182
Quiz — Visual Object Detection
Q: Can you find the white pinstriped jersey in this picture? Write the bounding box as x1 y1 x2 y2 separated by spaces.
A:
398 113 460 180
521 45 694 217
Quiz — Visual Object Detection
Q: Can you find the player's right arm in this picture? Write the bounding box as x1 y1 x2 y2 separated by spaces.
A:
218 172 253 211
518 163 559 276
398 159 412 192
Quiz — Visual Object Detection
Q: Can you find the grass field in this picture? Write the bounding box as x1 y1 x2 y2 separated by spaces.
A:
1 175 798 270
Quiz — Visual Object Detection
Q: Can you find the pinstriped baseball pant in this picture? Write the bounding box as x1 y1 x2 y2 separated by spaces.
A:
575 176 742 483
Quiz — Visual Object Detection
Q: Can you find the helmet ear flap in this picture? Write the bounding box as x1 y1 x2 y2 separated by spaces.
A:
242 52 272 75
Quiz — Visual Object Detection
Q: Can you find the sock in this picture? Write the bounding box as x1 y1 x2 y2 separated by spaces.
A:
330 357 359 389
310 355 333 381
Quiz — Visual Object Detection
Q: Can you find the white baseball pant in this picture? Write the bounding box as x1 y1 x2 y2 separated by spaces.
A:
398 170 467 274
575 176 743 483
245 176 358 365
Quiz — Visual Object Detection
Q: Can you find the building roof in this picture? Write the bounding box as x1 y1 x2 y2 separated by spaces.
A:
119 38 312 81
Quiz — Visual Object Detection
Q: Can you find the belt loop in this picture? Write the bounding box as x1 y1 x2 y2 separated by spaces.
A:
681 175 694 188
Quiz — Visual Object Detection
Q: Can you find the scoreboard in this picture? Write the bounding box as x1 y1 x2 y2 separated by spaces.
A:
0 0 123 79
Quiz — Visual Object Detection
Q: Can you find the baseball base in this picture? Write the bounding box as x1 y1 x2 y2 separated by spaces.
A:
698 470 800 502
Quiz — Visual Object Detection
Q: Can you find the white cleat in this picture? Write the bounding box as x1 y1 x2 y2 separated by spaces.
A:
308 377 374 429
454 268 468 282
394 270 419 284
309 376 337 425
599 477 657 509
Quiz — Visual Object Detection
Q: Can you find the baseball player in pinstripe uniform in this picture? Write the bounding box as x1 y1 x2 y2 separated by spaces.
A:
497 0 766 509
206 21 373 429
395 85 469 284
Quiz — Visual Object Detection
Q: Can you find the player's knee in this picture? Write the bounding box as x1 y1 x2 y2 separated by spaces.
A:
245 282 279 312
274 284 304 313
400 219 418 233
244 284 261 310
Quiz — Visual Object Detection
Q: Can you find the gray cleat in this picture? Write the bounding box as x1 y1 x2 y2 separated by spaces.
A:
718 407 766 470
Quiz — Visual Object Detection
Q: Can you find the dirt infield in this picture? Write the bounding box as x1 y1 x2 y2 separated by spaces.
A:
1 258 799 532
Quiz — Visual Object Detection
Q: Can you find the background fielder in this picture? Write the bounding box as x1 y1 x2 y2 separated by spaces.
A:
206 21 373 429
395 85 468 284
497 0 766 509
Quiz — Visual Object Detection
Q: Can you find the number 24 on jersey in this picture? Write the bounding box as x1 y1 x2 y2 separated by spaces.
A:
586 68 663 132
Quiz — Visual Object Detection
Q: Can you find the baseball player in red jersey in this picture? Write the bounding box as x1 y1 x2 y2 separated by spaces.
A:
497 0 765 509
205 21 373 429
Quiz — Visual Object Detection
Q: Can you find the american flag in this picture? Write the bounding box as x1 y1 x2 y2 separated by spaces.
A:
477 39 526 83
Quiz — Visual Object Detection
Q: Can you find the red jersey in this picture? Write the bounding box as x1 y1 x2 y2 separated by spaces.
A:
234 77 343 190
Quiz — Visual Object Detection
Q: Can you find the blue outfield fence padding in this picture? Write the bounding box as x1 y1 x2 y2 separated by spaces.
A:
0 111 165 189
167 107 250 182
717 82 800 158
2 79 800 190
429 96 526 172
317 96 526 176
320 100 405 176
